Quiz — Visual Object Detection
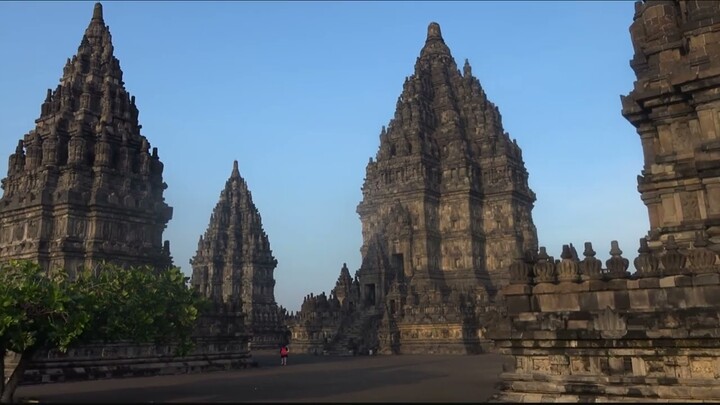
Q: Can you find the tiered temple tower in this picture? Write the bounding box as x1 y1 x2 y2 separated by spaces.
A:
190 161 286 348
622 1 720 252
0 3 173 273
291 22 538 355
356 22 537 303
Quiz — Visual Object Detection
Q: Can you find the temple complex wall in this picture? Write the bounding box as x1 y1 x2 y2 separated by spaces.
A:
490 238 720 402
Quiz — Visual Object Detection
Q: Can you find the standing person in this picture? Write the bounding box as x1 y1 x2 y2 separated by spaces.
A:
280 345 289 366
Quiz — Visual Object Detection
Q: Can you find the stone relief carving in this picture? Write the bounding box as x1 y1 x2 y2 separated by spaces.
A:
593 307 628 339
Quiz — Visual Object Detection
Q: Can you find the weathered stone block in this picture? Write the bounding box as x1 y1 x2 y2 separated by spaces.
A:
587 280 609 292
505 284 534 296
532 283 559 295
702 285 720 306
628 289 651 309
660 276 679 288
567 320 589 330
576 292 598 312
557 282 590 293
647 288 669 308
693 273 720 286
675 275 695 287
638 277 662 289
507 295 532 314
613 291 632 310
607 279 630 290
596 291 616 310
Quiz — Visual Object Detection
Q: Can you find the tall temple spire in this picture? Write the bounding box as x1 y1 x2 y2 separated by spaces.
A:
0 2 173 273
232 159 240 178
92 2 104 22
191 161 285 348
419 21 451 58
358 20 537 296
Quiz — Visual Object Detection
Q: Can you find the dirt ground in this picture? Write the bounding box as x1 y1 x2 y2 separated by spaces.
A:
15 350 512 403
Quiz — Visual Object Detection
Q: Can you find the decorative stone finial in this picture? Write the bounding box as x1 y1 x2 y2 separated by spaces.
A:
634 237 660 278
463 59 472 77
509 252 532 285
583 241 596 257
232 160 240 177
606 240 630 279
92 3 104 22
661 235 687 275
688 231 718 274
556 244 580 282
580 241 602 280
427 22 442 40
533 246 556 284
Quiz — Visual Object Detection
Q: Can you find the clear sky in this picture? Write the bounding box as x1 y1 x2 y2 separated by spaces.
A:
0 1 647 312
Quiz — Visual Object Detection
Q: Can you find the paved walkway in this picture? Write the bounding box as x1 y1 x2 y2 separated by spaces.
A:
16 351 511 403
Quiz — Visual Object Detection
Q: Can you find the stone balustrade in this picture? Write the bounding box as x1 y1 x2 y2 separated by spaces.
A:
490 234 720 402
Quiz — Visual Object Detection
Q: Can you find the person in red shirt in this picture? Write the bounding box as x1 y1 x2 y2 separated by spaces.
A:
280 345 289 366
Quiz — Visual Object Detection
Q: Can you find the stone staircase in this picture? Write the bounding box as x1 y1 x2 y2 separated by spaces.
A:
326 309 382 356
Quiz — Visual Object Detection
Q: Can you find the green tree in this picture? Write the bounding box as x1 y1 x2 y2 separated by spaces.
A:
0 260 204 403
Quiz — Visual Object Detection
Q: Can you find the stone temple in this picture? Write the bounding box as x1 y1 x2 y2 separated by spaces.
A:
0 2 173 273
289 22 538 355
490 1 720 402
622 0 720 254
3 3 254 385
191 161 287 349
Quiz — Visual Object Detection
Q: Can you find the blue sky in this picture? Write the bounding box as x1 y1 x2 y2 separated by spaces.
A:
0 1 646 312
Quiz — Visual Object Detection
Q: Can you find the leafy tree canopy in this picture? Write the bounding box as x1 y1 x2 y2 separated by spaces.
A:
0 260 205 403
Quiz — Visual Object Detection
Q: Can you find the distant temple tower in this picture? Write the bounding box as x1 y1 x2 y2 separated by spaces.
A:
190 161 286 348
622 1 720 252
0 3 173 273
356 22 537 301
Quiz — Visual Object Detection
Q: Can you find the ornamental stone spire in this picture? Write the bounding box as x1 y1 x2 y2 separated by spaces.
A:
357 21 538 299
0 2 173 274
190 161 286 348
292 22 539 356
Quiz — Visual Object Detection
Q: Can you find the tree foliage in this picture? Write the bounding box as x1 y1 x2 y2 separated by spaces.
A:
0 260 205 403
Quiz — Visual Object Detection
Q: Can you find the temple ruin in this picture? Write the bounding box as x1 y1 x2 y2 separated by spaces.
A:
190 161 288 349
3 3 254 385
289 22 537 355
0 2 173 274
622 0 720 253
491 1 720 402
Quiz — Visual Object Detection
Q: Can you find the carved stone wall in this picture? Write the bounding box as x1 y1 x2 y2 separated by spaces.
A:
12 306 254 386
289 261 498 355
490 238 720 402
190 161 287 349
622 0 720 253
0 2 173 273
